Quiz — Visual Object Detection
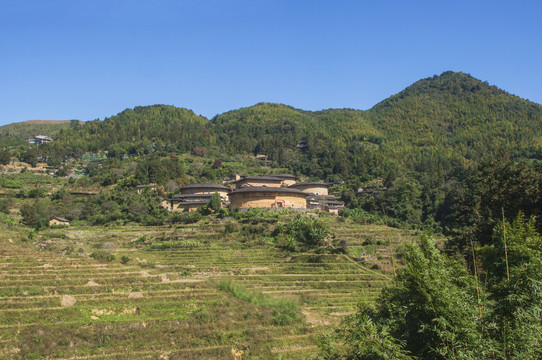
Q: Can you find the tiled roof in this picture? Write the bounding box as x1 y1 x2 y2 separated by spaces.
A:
234 176 283 182
289 182 329 188
230 187 307 196
180 183 229 190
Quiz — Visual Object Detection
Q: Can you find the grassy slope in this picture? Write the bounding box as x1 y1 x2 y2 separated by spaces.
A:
0 213 414 359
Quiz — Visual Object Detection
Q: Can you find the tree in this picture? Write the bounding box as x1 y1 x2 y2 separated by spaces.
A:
0 148 11 165
212 159 223 169
445 156 542 254
21 148 37 167
316 235 492 360
381 176 423 226
20 203 38 227
480 214 542 360
208 192 222 212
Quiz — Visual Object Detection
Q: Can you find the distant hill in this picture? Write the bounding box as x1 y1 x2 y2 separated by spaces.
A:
52 105 210 156
4 72 542 179
212 103 377 157
0 120 82 145
365 71 542 163
210 72 542 175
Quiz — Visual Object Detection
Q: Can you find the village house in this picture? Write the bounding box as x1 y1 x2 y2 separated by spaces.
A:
27 135 53 145
49 216 70 227
233 175 284 189
306 195 345 213
229 187 308 209
136 183 157 194
290 182 345 213
357 186 385 196
162 183 229 212
288 182 330 196
269 174 297 186
161 175 344 212
163 194 215 212
180 183 230 200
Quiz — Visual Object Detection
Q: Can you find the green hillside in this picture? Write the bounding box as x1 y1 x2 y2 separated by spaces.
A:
52 105 211 156
0 120 79 146
12 71 540 180
1 72 541 359
365 71 542 163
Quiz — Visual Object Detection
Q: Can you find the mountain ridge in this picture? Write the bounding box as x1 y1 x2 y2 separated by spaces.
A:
2 71 542 177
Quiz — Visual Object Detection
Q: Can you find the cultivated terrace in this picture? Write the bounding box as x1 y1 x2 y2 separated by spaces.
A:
1 71 541 359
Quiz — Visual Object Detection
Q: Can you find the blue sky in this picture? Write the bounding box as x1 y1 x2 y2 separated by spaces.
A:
1 0 541 125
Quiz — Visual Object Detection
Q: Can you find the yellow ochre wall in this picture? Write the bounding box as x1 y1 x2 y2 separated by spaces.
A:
181 188 229 199
281 179 296 187
235 180 282 189
49 219 69 226
292 185 328 196
230 192 306 209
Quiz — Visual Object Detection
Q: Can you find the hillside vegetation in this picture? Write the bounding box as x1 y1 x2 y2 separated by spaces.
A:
1 71 541 359
366 71 542 163
0 120 79 146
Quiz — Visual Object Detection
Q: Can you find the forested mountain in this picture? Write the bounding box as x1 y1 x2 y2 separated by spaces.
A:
3 72 540 360
9 72 541 178
366 71 542 164
0 120 79 146
52 105 211 157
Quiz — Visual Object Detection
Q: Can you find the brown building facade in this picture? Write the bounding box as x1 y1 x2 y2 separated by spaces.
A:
233 176 284 189
229 187 307 209
288 182 329 196
49 216 70 227
180 184 230 200
269 174 297 187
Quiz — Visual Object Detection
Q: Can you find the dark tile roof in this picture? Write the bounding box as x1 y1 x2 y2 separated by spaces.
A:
307 195 338 200
180 183 229 190
288 182 329 188
230 187 307 196
234 176 284 182
325 200 345 205
177 200 210 205
172 194 213 200
269 174 296 179
51 216 69 222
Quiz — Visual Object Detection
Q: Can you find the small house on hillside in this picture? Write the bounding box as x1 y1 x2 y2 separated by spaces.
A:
136 184 157 194
163 194 217 212
49 216 70 227
27 135 53 145
306 195 345 213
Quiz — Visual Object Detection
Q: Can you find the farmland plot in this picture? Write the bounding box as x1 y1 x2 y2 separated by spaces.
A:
0 216 414 359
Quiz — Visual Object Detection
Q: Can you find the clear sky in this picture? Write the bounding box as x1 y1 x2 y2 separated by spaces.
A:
1 0 541 126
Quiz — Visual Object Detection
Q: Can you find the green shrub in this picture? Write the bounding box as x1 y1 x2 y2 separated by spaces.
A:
208 192 221 212
90 250 115 262
41 232 68 240
149 240 201 250
275 217 329 250
0 199 9 214
218 281 299 325
169 211 202 224
223 221 239 233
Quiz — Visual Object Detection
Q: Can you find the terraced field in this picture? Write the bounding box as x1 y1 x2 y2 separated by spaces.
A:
0 214 415 359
